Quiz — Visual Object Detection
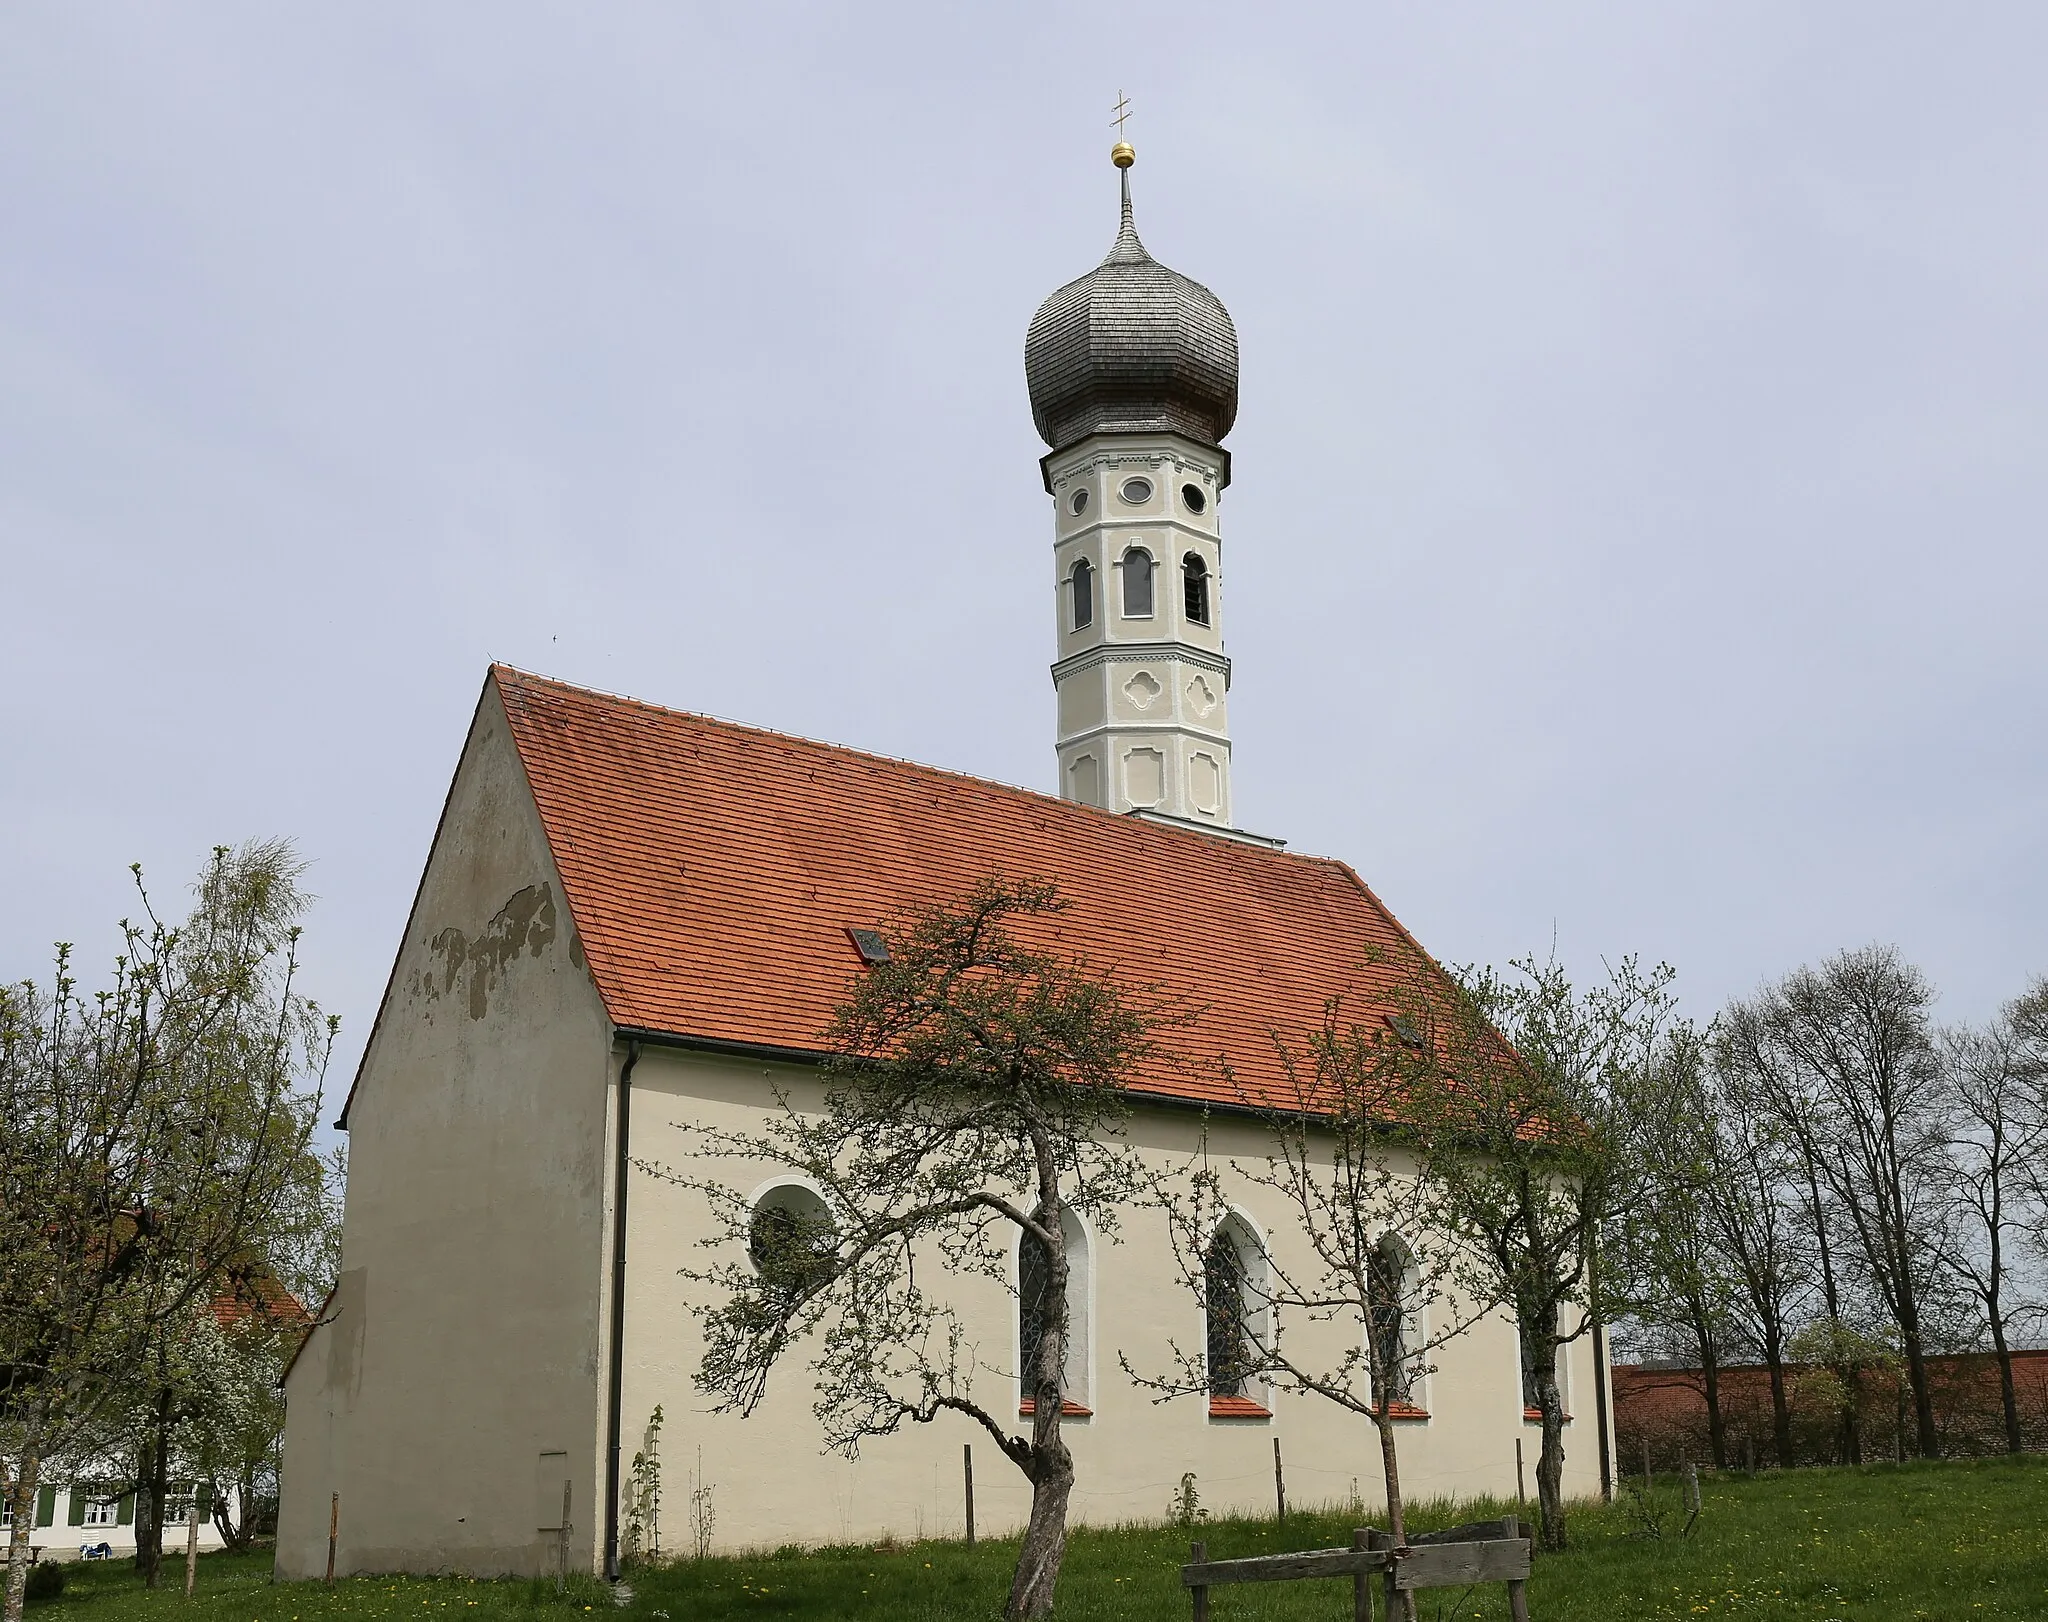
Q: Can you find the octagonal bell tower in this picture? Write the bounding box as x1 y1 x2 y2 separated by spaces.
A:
1024 144 1240 827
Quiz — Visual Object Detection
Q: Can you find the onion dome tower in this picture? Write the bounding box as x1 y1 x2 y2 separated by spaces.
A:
1026 143 1241 827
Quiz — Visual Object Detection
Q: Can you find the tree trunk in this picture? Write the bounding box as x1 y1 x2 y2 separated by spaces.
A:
136 1388 173 1587
1990 1319 2022 1454
1007 1178 1074 1621
4 1454 39 1622
1899 1323 1938 1458
1700 1341 1727 1471
1763 1334 1793 1469
1535 1400 1567 1552
1005 1451 1073 1621
1838 1347 1863 1465
1374 1415 1417 1622
215 1468 249 1554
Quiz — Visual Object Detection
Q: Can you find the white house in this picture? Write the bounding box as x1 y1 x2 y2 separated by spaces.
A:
275 148 1611 1581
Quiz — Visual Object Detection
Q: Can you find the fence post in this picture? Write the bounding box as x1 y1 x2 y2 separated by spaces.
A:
1504 1514 1531 1622
1367 1527 1397 1622
183 1488 202 1597
1515 1437 1526 1507
325 1492 339 1586
1190 1540 1209 1622
963 1445 975 1547
1273 1437 1287 1523
1641 1434 1653 1491
1351 1527 1371 1622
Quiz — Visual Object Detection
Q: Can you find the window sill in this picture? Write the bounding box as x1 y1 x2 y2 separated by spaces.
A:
1018 1399 1093 1418
1381 1402 1431 1422
1208 1395 1272 1420
1523 1407 1573 1424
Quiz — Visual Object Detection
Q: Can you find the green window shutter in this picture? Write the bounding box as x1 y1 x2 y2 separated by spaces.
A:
36 1487 56 1527
67 1489 85 1527
195 1482 212 1517
117 1492 135 1526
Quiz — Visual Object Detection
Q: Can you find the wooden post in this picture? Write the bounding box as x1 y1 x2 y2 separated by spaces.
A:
1189 1540 1209 1622
183 1487 202 1596
1367 1527 1397 1622
1681 1461 1701 1538
963 1445 975 1547
1641 1434 1653 1491
325 1492 338 1586
1504 1514 1531 1622
1515 1437 1526 1507
1742 1432 1755 1476
1273 1437 1287 1523
557 1481 572 1593
1351 1527 1371 1622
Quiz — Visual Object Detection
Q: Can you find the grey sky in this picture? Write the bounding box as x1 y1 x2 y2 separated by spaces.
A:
5 2 2044 1102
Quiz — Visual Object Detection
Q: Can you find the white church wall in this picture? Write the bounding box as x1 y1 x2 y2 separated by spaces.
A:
619 1044 1606 1556
276 681 616 1581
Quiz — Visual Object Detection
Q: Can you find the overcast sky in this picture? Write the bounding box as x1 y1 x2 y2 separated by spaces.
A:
5 2 2044 1102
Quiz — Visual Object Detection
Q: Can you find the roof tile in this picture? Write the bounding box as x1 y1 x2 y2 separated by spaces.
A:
493 666 1444 1111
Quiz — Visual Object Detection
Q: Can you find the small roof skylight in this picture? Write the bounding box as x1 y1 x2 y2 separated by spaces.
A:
846 927 891 965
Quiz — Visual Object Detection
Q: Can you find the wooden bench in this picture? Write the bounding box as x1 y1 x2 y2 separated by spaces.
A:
1181 1515 1531 1622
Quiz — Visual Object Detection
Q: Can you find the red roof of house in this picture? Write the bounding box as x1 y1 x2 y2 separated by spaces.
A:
492 666 1450 1112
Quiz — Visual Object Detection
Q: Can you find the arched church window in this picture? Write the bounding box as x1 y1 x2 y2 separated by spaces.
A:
1367 1233 1414 1405
1519 1306 1569 1416
1070 559 1094 629
1121 548 1154 618
1204 1217 1264 1400
1182 554 1210 626
748 1184 836 1295
1019 1210 1091 1410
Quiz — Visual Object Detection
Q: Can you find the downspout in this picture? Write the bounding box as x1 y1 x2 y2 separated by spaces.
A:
1591 1239 1613 1503
602 1038 640 1582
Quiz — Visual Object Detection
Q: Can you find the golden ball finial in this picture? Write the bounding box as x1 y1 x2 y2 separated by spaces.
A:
1111 141 1136 169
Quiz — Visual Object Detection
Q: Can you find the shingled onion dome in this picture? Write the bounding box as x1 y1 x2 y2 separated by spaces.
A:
1024 147 1239 453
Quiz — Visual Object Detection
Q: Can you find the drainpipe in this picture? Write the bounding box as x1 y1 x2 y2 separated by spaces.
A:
602 1038 640 1582
1591 1241 1613 1503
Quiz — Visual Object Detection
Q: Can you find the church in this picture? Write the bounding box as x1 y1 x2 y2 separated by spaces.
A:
275 146 1606 1580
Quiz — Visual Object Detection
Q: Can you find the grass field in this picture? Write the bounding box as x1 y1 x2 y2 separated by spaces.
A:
24 1455 2048 1621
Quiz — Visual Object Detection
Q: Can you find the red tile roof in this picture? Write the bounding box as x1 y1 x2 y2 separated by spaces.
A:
494 666 1448 1113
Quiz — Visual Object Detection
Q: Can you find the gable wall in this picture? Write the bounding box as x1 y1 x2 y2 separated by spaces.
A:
276 685 614 1579
619 1044 1605 1553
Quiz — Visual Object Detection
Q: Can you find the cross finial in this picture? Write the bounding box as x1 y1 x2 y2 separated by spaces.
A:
1111 91 1131 141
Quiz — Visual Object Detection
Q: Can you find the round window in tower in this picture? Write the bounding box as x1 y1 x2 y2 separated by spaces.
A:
1118 476 1154 505
1069 488 1090 516
1181 483 1207 515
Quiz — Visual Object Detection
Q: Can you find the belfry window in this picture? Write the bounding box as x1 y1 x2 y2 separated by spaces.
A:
1182 554 1209 625
1070 559 1094 629
1121 548 1154 618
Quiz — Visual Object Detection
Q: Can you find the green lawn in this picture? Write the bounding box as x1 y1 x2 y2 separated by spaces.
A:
27 1455 2048 1621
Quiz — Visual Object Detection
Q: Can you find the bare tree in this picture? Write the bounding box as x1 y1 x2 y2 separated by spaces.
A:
643 877 1170 1622
1134 998 1496 1571
1697 1062 1812 1467
2009 978 2048 1240
1724 947 1949 1458
0 843 334 1622
1621 1050 1745 1469
1932 1011 2044 1453
1404 955 1686 1551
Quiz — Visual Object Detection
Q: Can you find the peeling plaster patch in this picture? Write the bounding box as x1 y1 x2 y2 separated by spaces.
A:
418 883 559 1020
